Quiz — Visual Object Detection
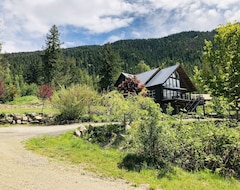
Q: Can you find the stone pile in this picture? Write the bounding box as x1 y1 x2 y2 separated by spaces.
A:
0 113 55 125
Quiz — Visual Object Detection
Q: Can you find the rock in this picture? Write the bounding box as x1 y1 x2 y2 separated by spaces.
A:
74 124 87 137
125 124 131 130
34 115 42 121
79 124 87 134
22 116 28 121
6 116 13 123
74 129 81 137
30 120 40 124
13 114 22 121
16 120 22 124
0 118 8 124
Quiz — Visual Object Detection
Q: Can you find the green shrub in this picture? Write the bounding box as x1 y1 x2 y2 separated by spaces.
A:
82 124 125 147
52 84 98 121
172 121 240 178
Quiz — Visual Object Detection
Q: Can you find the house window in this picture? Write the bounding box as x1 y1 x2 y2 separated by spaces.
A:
148 89 156 99
163 89 180 99
163 71 181 88
163 89 171 99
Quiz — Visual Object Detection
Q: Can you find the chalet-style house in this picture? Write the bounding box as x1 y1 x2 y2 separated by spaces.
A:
115 64 205 114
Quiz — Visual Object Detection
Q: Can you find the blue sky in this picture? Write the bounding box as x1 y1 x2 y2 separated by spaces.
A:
0 0 239 53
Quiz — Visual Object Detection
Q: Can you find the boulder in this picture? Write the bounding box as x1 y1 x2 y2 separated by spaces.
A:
34 115 42 121
74 124 87 137
6 116 13 123
79 124 87 134
22 116 28 121
16 120 22 124
13 114 22 121
74 129 81 137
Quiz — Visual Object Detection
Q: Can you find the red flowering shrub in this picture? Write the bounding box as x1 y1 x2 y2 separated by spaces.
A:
38 84 53 113
118 75 146 96
38 84 53 100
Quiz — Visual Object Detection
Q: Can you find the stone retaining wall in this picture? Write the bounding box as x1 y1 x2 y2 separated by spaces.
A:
0 113 55 125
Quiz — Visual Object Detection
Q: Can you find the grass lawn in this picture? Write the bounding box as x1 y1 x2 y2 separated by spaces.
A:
26 131 240 190
0 96 58 115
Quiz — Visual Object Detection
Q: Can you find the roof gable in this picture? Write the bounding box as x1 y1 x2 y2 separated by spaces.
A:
143 65 179 87
115 64 197 92
136 68 159 84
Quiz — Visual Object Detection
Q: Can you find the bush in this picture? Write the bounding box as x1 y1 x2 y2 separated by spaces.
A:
52 84 98 121
128 118 240 178
82 124 125 147
21 83 38 96
171 121 240 178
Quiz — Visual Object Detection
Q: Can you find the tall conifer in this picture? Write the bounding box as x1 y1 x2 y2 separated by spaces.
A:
42 25 63 86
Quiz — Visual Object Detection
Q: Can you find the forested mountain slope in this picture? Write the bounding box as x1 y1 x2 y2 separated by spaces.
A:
2 30 215 85
112 30 215 74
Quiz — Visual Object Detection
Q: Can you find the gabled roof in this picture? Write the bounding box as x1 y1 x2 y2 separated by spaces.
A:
116 64 197 92
139 65 179 87
136 68 160 84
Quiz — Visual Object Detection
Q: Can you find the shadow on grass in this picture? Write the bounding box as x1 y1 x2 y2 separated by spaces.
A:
118 153 145 172
118 153 175 179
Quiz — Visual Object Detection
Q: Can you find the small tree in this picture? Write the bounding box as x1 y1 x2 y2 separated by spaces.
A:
38 84 53 113
202 22 240 120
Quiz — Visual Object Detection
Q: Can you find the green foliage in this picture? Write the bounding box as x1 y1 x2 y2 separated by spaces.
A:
20 83 38 96
133 96 174 174
0 80 5 99
134 60 151 73
202 22 240 119
127 120 240 178
166 103 174 115
3 84 18 102
42 25 63 85
82 124 125 148
2 30 215 93
192 66 209 94
98 43 123 91
7 95 40 105
26 126 240 190
99 91 162 126
52 84 98 121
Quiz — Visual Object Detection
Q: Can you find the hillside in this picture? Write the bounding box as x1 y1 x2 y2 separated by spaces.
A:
112 30 215 74
2 30 215 85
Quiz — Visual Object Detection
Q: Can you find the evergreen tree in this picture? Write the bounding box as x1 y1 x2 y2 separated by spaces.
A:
42 25 63 86
98 43 122 91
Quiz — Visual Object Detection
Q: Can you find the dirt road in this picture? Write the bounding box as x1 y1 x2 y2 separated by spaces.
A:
0 124 147 190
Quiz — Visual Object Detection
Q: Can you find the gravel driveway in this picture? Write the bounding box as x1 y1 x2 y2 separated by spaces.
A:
0 124 147 190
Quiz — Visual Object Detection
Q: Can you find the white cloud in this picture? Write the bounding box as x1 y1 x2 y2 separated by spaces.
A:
0 0 239 52
104 32 126 44
130 0 240 39
0 0 136 52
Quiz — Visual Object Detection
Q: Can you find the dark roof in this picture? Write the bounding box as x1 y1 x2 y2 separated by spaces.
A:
136 68 159 84
116 64 197 92
140 65 179 87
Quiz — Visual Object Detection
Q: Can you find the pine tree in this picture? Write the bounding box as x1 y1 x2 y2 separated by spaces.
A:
98 43 122 91
42 25 63 86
